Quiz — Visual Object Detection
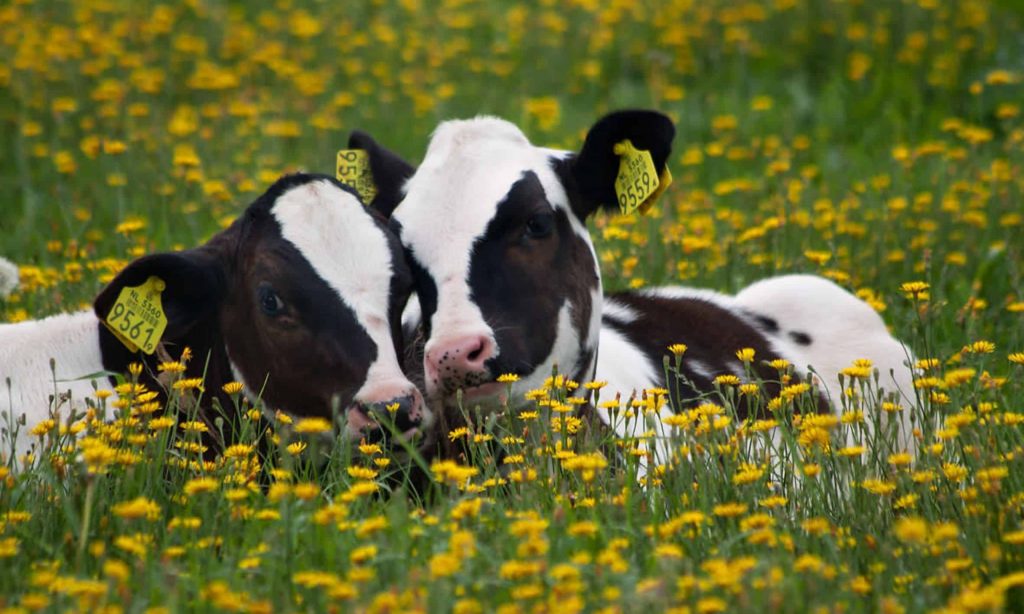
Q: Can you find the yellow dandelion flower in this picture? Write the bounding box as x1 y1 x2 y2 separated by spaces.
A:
448 427 470 441
963 340 996 354
739 383 760 396
713 502 748 517
294 417 332 435
861 478 897 495
888 453 912 467
179 420 208 433
172 378 204 391
293 482 320 501
29 419 56 437
839 445 866 457
158 361 186 374
183 477 219 496
893 516 929 545
735 348 756 363
112 497 161 521
358 442 382 455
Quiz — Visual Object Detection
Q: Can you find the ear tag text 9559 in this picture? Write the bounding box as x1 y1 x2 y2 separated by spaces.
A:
613 139 672 215
336 149 378 205
103 276 168 355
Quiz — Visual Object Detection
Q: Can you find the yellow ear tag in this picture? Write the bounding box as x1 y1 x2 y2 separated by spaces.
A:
336 149 378 205
613 139 669 215
103 276 169 355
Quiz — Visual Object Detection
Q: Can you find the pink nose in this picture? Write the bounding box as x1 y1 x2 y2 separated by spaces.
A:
425 334 496 386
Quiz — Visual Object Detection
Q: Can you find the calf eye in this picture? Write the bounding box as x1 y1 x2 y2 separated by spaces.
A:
258 284 285 317
524 213 554 239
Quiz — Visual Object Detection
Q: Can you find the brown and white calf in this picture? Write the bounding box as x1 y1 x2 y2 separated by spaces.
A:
0 173 429 464
354 111 918 460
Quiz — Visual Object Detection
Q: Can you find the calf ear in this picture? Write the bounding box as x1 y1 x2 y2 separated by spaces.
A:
348 130 416 218
94 249 225 343
560 110 675 220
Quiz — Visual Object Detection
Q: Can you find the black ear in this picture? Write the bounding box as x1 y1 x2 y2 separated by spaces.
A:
94 249 225 343
559 110 675 220
348 130 416 218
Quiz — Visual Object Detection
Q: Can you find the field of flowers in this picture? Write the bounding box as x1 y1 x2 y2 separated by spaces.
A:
2 0 1024 611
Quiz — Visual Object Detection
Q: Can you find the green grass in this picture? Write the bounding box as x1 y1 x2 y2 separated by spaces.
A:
1 0 1024 612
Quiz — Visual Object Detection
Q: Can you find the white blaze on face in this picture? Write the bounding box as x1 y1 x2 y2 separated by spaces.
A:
270 180 422 418
393 116 601 399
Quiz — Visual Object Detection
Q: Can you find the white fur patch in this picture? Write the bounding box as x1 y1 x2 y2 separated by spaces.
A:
271 180 418 413
687 358 714 381
0 310 109 463
589 324 672 474
592 326 661 411
734 274 918 452
0 257 18 298
639 285 738 311
601 296 640 324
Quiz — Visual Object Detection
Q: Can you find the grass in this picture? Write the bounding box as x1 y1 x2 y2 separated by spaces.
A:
1 0 1024 611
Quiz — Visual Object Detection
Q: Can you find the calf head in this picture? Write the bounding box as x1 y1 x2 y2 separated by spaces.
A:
361 111 674 411
94 173 430 444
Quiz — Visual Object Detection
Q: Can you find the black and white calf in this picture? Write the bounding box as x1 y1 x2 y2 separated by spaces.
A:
355 111 917 456
0 173 429 464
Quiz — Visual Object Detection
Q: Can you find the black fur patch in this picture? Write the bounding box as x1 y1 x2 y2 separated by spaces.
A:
603 291 829 418
755 315 780 332
564 110 675 219
789 331 813 346
464 171 598 383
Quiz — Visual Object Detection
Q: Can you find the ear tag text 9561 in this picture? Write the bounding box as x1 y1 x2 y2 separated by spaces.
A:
336 149 378 205
103 276 168 355
613 139 672 215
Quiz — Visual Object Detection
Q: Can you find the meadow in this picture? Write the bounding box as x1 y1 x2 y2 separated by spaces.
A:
1 0 1024 611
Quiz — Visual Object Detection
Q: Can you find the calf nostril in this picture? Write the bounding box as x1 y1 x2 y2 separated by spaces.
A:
466 337 488 363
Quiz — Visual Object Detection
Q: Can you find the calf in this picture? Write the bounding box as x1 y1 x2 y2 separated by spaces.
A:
355 111 919 458
1 173 430 465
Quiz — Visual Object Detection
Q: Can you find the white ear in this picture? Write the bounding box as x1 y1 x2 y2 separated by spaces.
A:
0 257 18 298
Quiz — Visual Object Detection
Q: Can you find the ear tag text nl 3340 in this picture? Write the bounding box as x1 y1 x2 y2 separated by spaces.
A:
613 139 672 215
103 276 169 355
336 149 378 205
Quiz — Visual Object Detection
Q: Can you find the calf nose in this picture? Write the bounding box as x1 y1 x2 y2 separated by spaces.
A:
348 386 430 440
425 334 496 384
374 394 423 432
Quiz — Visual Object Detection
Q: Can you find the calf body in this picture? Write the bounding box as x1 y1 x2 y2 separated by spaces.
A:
357 112 917 457
0 174 429 465
1 311 105 459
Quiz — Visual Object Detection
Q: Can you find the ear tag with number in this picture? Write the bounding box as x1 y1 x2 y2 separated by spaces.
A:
613 139 671 215
103 276 169 355
336 149 378 205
